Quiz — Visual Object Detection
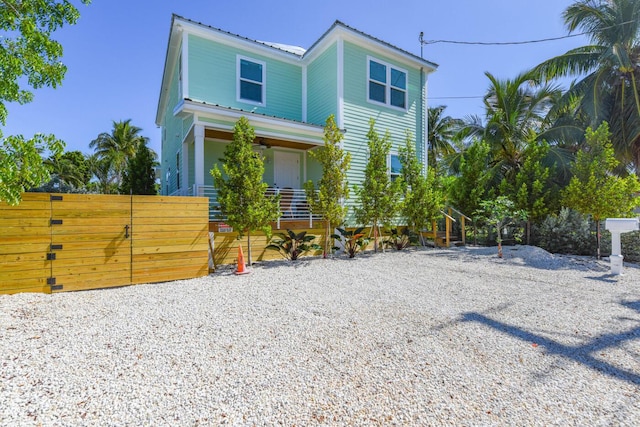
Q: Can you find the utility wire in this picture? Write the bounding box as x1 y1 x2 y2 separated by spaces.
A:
423 20 635 46
431 96 484 100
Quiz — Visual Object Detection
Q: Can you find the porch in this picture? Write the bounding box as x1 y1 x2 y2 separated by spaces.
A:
174 184 323 230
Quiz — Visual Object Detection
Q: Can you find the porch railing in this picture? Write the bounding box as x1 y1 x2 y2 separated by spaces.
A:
193 185 322 228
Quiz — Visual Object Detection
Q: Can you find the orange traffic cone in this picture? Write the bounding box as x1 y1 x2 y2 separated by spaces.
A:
235 245 250 275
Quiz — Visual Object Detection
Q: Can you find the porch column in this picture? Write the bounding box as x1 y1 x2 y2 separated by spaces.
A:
194 124 205 191
181 141 189 194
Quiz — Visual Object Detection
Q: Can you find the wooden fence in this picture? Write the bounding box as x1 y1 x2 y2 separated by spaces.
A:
211 222 326 266
1 193 209 294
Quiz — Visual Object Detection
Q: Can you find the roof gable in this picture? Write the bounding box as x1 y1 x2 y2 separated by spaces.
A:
156 15 438 125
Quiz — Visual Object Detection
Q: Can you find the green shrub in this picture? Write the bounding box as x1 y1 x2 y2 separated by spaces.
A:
534 208 594 255
600 230 640 263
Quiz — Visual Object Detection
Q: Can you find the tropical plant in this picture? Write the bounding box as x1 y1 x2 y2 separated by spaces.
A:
266 230 322 261
463 71 561 186
534 0 640 176
89 119 148 190
43 150 91 190
304 115 351 257
211 117 280 266
562 123 640 258
477 196 528 258
384 227 418 250
0 0 89 205
86 153 117 194
332 227 369 258
120 141 158 195
428 106 462 171
355 119 402 252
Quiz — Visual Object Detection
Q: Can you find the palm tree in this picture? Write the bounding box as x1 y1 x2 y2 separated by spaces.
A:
44 151 91 189
427 106 462 171
86 154 117 194
89 119 148 189
463 71 561 184
534 0 640 175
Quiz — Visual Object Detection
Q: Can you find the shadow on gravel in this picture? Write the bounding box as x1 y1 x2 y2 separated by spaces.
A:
585 274 619 283
462 302 640 386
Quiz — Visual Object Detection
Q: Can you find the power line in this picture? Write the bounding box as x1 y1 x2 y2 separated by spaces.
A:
423 20 635 46
431 96 484 100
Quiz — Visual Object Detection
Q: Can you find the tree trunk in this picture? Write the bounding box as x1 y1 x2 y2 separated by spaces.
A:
526 220 531 246
473 223 477 246
324 219 330 258
373 221 378 253
496 222 503 258
247 231 252 266
596 220 601 260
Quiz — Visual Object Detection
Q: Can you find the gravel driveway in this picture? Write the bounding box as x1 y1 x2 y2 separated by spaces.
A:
1 246 639 426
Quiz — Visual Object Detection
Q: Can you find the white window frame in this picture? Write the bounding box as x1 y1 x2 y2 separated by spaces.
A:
388 152 402 182
367 56 408 111
237 55 266 106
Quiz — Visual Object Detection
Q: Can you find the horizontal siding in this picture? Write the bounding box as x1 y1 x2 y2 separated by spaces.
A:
188 34 303 121
161 47 185 196
341 41 425 224
307 43 338 126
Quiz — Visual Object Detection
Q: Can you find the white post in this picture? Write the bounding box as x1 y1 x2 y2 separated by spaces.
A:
605 218 640 275
194 124 205 190
610 231 624 275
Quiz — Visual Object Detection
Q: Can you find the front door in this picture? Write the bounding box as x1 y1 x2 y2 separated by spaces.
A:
273 151 300 189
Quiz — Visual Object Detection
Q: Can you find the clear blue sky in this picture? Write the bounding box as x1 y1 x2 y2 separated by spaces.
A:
3 0 587 156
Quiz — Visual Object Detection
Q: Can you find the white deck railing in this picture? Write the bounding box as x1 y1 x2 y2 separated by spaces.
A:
193 185 322 228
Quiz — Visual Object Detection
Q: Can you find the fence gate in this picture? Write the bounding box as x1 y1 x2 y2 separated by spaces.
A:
1 193 209 294
49 194 132 293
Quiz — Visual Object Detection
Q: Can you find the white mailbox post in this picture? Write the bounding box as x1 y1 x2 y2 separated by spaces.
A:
605 218 640 275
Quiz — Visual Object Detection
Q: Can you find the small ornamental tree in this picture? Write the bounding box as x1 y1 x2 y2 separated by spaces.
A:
499 141 557 244
211 117 280 266
477 196 527 258
355 119 402 252
450 140 492 242
562 123 640 258
304 115 351 257
120 141 158 195
399 131 445 241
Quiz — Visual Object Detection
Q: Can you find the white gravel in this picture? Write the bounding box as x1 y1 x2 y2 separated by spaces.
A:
1 245 639 426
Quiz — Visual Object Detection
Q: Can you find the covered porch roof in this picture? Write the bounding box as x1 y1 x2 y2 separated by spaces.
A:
175 98 326 150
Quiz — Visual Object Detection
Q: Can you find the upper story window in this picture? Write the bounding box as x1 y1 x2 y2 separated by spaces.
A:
368 57 407 110
237 56 266 106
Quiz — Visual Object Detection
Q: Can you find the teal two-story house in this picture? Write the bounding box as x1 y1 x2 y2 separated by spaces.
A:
156 15 438 224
